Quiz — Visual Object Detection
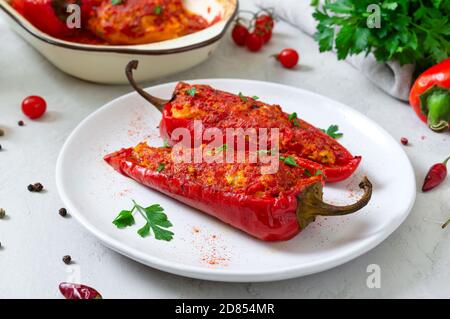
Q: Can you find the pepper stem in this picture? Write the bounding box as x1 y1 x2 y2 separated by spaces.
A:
296 177 373 229
419 86 450 132
125 60 168 112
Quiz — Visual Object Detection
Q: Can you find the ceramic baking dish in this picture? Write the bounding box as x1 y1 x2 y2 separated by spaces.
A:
0 0 238 83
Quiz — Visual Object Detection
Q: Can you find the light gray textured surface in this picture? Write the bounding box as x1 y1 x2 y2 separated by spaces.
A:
0 0 449 298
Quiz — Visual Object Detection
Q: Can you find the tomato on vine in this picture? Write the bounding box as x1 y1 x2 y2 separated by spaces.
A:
245 33 263 52
231 23 249 46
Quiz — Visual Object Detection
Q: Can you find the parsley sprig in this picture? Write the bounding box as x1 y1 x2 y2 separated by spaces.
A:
288 112 301 127
113 200 174 241
312 0 450 71
154 5 163 14
321 124 343 139
186 87 197 96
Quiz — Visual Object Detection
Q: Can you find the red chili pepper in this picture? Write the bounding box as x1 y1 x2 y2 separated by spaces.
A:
409 58 450 132
59 282 102 299
104 145 372 241
422 156 450 192
126 61 362 183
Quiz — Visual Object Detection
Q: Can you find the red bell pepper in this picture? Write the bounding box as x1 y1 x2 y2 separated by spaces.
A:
126 61 362 183
409 58 450 132
104 144 372 241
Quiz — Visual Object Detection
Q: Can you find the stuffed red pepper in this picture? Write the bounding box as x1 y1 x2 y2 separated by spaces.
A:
105 143 372 241
126 61 362 182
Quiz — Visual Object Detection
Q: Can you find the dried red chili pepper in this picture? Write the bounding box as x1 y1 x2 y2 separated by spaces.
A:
422 156 449 192
126 61 362 183
59 282 102 299
104 144 372 241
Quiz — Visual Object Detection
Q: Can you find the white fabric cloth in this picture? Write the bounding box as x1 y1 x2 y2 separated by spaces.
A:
254 0 414 101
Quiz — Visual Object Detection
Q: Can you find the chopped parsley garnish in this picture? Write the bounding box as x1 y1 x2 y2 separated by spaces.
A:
288 112 300 127
156 163 165 173
279 155 299 167
305 168 324 177
215 144 228 153
321 124 343 139
442 219 450 229
113 200 174 241
186 87 197 96
154 5 163 14
162 140 171 148
238 92 248 102
252 96 259 100
111 0 122 5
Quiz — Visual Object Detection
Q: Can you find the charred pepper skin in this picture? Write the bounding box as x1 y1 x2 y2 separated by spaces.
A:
104 146 372 241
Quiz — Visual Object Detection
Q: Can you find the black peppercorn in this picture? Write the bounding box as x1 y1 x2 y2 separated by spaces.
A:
33 183 44 192
62 255 72 265
59 208 67 217
18 120 24 126
27 184 35 192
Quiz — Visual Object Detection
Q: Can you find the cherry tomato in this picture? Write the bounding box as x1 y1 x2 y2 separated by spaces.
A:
255 14 274 31
255 27 272 44
245 33 263 52
231 23 249 46
276 48 299 69
21 95 47 119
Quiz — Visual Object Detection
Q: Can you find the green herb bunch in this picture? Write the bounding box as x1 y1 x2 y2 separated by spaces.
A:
312 0 450 71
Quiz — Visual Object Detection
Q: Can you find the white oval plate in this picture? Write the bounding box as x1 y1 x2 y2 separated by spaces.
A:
56 79 416 282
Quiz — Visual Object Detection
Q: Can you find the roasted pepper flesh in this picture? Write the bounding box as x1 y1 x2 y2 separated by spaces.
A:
105 143 372 241
159 82 362 182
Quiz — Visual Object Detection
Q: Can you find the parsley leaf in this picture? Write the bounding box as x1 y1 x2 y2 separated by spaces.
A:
279 155 299 167
321 124 343 139
186 87 197 96
162 140 171 148
111 0 122 5
238 92 248 102
312 0 450 70
112 210 135 228
135 203 174 241
315 169 323 176
156 163 165 173
252 96 260 100
215 144 227 153
288 112 300 127
154 5 163 14
113 201 174 241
